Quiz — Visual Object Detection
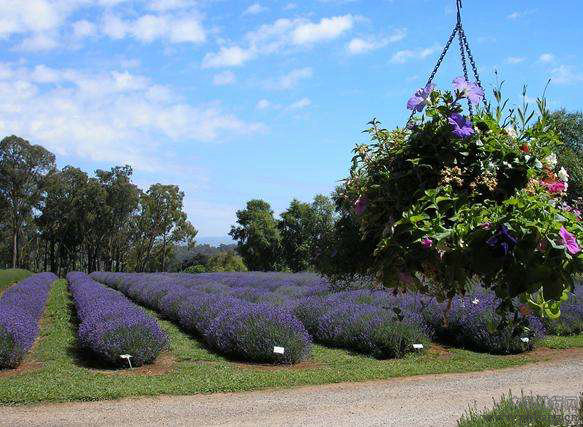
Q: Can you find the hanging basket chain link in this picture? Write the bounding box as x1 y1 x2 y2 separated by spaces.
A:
407 0 484 126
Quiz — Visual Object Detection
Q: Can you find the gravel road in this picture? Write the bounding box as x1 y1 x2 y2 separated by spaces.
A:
1 352 582 427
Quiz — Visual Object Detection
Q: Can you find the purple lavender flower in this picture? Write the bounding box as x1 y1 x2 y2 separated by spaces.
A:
0 273 56 369
406 83 435 112
452 77 484 105
68 272 168 368
449 113 474 138
486 225 518 257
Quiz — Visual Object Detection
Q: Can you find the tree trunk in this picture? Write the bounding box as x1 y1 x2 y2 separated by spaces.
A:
162 234 167 272
12 229 17 268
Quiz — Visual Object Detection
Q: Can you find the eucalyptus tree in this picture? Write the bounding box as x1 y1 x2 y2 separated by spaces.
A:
0 136 55 268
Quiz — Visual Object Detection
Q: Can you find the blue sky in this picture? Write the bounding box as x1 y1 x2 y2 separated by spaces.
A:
1 0 582 242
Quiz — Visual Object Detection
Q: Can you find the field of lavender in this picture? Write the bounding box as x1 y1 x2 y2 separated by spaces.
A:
89 271 583 365
0 272 56 368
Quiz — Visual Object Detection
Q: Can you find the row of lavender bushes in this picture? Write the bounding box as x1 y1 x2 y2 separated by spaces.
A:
67 272 168 368
0 273 56 369
168 272 554 354
90 272 312 364
91 272 581 358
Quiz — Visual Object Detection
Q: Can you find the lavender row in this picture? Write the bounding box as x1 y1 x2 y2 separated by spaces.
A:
67 272 168 368
0 272 56 369
90 272 312 364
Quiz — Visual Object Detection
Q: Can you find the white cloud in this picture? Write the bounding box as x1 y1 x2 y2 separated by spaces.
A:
269 67 313 90
213 71 236 86
550 65 583 85
0 63 265 171
256 99 271 110
72 20 96 38
243 3 267 15
391 45 438 64
202 46 255 68
283 3 297 10
289 97 311 109
507 10 536 20
17 33 59 51
102 13 205 44
506 56 526 64
347 28 406 55
539 53 555 63
202 15 355 68
148 0 197 11
291 15 354 45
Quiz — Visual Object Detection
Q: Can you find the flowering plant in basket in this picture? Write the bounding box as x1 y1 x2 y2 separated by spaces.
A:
341 78 582 323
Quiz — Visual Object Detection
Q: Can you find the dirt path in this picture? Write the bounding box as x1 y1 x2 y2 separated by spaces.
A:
1 350 582 427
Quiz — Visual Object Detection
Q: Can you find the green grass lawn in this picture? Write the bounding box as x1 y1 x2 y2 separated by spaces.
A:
0 268 32 292
0 279 581 406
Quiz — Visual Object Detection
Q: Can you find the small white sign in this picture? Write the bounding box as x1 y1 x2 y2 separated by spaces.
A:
520 337 530 343
273 346 285 354
412 344 424 350
120 354 133 369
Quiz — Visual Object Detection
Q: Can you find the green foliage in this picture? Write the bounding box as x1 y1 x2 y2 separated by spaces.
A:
206 251 247 272
0 268 32 290
229 199 283 271
183 264 206 274
279 195 335 272
552 110 583 201
340 85 582 316
457 391 573 427
0 136 56 268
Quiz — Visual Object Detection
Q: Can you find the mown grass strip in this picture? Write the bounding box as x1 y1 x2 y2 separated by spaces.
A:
0 269 32 292
0 278 580 406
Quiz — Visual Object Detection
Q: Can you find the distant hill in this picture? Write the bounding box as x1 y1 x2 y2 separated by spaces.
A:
196 236 235 246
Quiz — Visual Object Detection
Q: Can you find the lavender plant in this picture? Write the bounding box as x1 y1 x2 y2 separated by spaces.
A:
90 272 313 364
68 272 168 368
0 272 56 369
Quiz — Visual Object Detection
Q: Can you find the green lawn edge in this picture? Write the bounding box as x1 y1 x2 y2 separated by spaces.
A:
0 279 580 406
0 269 33 292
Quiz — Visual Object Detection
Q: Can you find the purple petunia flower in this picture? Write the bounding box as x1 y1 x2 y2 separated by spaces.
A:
354 196 368 215
407 83 435 112
452 77 485 105
559 226 580 255
448 113 474 138
486 225 518 257
421 236 433 249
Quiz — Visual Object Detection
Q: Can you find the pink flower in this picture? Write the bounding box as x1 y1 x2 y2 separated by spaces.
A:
421 236 433 249
354 196 368 215
559 226 580 255
542 180 566 194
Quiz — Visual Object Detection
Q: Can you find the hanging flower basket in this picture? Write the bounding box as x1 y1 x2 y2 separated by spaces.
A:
343 78 582 318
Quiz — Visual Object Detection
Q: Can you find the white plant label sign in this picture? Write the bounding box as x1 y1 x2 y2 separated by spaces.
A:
273 346 285 354
412 344 424 350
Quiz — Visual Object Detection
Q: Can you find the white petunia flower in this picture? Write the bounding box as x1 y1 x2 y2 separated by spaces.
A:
534 159 543 170
544 153 557 169
504 126 518 138
558 167 569 182
524 155 531 162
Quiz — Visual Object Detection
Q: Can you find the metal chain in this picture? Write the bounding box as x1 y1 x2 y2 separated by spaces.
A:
406 0 485 125
406 25 458 125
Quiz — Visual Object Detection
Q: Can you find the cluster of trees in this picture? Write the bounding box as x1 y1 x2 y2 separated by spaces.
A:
0 136 196 275
229 196 336 272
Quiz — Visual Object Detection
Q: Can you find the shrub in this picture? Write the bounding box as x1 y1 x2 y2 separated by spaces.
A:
183 264 206 274
424 290 545 354
543 283 583 335
0 272 56 369
68 272 168 367
206 303 312 364
91 272 313 364
457 391 572 427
